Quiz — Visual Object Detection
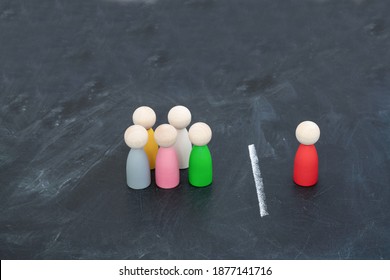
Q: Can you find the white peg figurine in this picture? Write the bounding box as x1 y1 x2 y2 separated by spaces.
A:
124 125 151 190
168 105 192 169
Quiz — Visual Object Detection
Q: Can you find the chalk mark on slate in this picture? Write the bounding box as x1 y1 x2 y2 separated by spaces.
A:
248 144 269 218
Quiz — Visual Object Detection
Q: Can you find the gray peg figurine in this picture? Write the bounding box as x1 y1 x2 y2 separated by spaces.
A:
124 125 151 189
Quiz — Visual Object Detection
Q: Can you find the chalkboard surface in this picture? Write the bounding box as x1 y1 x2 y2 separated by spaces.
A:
1 0 389 259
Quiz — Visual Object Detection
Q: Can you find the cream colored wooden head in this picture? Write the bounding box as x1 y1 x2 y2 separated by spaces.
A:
189 122 212 146
132 106 156 130
154 124 178 147
124 125 148 149
295 121 320 145
168 105 192 130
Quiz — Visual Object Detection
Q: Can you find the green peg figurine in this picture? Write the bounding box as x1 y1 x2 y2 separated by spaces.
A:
188 122 213 187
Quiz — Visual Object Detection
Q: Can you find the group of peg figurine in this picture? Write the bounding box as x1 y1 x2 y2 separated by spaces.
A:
124 104 321 190
124 105 213 190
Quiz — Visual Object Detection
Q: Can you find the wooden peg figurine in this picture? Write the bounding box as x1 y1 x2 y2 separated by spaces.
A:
168 105 192 169
132 106 158 170
124 125 151 190
188 122 213 187
154 124 180 189
293 121 320 187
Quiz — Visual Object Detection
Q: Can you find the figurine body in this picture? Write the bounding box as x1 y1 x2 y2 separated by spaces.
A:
293 144 318 187
189 145 212 187
144 128 158 169
155 146 180 189
126 148 151 189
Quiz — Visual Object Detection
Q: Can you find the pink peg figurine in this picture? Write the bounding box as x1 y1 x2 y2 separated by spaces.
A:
154 124 180 189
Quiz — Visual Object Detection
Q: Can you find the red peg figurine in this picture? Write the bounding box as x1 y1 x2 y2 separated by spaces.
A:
293 121 320 187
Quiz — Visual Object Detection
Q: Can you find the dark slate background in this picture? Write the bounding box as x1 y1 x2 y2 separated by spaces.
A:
1 0 389 259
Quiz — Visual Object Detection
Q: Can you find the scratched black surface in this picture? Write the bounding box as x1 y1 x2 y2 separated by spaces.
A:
1 0 389 259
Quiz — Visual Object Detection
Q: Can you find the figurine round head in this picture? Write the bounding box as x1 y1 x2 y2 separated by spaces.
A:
189 122 212 146
154 124 178 147
124 125 148 149
132 106 156 130
295 121 320 145
168 105 192 130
